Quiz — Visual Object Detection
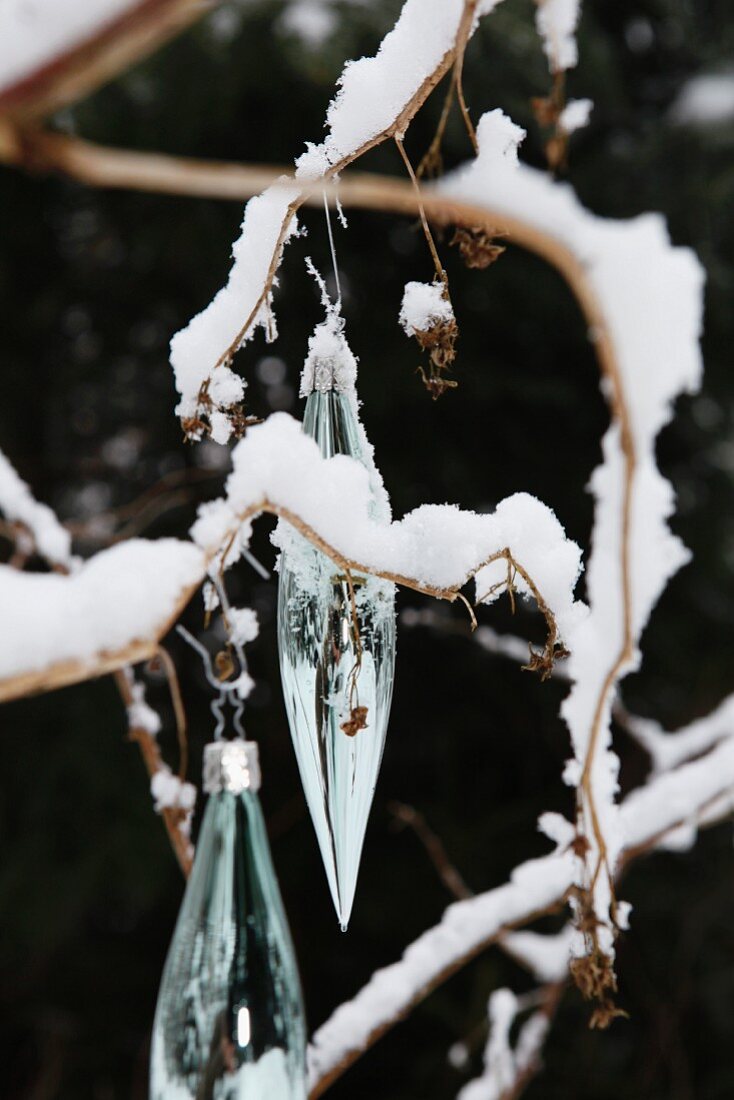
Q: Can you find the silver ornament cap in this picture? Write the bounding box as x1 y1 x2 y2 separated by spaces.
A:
203 739 261 794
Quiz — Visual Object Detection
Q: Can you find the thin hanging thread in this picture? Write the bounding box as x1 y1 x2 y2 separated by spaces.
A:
322 189 342 310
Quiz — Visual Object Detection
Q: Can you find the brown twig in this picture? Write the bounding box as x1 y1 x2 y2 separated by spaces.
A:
389 801 473 901
475 547 561 677
453 0 480 154
416 73 456 179
113 667 193 876
152 645 188 781
395 135 447 285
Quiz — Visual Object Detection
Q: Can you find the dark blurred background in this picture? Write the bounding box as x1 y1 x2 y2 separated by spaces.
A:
2 1 734 1096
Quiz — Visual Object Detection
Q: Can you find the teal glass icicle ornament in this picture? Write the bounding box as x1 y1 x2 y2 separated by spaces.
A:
276 320 396 929
150 740 306 1099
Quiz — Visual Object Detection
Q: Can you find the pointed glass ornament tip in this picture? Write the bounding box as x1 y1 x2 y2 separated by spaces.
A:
150 740 306 1099
277 377 396 930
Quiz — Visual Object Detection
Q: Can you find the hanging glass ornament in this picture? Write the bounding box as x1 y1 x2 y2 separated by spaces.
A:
150 739 306 1099
276 320 396 929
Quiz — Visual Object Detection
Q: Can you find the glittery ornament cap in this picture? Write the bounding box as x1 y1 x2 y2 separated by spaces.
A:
299 317 357 397
203 740 261 794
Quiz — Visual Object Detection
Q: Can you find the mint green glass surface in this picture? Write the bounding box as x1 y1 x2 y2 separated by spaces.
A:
277 389 396 929
150 789 306 1099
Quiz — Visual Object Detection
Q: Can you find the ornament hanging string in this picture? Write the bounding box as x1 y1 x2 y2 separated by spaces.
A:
322 189 342 312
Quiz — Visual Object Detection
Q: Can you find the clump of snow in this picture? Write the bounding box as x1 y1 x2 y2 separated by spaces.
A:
0 539 205 682
151 767 197 820
535 0 582 73
125 674 162 736
670 71 734 127
231 670 256 700
208 364 245 409
559 97 593 134
193 499 253 575
300 314 358 397
0 0 135 94
202 580 220 614
537 810 575 850
0 448 75 568
398 281 454 338
502 925 574 981
229 607 259 646
457 986 553 1100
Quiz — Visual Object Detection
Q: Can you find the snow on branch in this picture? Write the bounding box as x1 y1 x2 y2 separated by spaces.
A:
307 850 575 1097
169 0 506 440
438 107 705 983
191 413 584 649
0 0 136 93
457 986 555 1100
0 446 75 568
622 693 734 775
534 0 582 73
0 408 580 704
0 539 205 701
619 732 734 855
0 0 211 122
307 734 734 1095
501 925 575 983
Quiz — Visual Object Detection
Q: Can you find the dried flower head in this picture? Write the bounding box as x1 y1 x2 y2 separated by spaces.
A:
451 227 507 270
341 705 369 737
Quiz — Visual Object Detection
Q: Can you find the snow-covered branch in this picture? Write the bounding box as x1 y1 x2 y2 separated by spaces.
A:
457 985 560 1100
0 412 580 701
192 413 583 642
0 539 205 701
308 849 574 1097
0 447 75 568
622 694 734 776
437 107 704 983
307 733 734 1095
0 0 211 123
169 0 502 439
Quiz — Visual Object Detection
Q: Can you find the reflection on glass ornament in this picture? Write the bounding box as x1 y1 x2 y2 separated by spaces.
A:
276 320 396 929
150 740 306 1099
